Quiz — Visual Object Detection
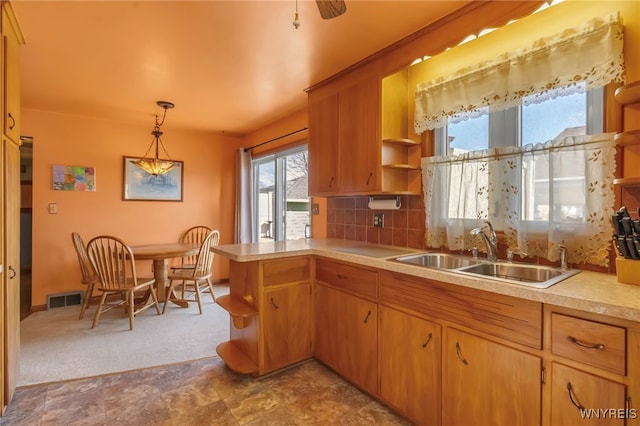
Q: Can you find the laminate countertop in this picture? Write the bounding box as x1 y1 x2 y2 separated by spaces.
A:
213 238 640 323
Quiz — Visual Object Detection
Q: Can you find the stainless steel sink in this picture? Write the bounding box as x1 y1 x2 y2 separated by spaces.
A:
392 253 483 269
456 262 580 289
391 252 580 288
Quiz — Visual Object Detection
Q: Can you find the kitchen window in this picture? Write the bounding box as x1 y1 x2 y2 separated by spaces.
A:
415 13 623 267
434 84 603 224
251 146 309 242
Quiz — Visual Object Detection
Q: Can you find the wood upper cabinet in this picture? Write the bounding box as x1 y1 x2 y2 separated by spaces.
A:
2 3 23 144
443 327 542 426
337 76 381 194
379 306 441 426
307 73 385 196
308 93 339 195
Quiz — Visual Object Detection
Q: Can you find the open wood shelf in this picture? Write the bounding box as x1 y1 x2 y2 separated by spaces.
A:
382 164 421 170
382 138 420 147
615 129 640 146
615 80 640 106
613 177 640 188
216 341 258 374
216 294 257 318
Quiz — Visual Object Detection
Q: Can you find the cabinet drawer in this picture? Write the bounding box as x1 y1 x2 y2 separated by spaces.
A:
379 270 542 349
551 313 626 375
262 257 310 287
315 259 378 299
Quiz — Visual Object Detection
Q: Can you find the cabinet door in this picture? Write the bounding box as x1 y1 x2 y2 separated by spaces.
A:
2 8 21 144
444 328 542 426
379 306 441 425
551 363 627 426
338 76 381 194
3 139 20 407
308 93 339 195
263 283 312 372
315 283 378 394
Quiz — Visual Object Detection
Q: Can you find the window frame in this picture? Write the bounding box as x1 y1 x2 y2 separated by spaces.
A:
251 144 309 242
434 86 604 230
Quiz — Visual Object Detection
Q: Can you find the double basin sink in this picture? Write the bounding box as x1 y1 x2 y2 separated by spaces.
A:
391 252 580 289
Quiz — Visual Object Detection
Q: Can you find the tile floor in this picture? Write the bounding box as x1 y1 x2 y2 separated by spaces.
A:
0 357 411 425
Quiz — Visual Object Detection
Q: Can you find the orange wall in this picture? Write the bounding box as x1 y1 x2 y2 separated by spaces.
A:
24 109 243 307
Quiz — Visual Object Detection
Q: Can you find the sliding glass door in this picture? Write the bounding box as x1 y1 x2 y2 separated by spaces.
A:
252 146 309 242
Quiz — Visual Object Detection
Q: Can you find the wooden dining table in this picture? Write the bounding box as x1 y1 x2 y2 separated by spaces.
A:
130 242 200 308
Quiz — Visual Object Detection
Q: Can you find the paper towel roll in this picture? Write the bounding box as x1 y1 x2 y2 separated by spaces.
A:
368 198 401 210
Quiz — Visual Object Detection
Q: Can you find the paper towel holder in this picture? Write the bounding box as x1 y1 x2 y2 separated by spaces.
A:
368 196 401 210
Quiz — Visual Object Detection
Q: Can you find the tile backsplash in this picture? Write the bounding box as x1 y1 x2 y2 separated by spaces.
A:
326 195 425 249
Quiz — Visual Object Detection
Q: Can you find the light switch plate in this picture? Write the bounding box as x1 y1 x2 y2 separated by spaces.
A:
48 203 58 214
311 203 320 215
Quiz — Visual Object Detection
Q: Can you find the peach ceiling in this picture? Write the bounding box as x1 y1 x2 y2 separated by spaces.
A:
12 0 471 136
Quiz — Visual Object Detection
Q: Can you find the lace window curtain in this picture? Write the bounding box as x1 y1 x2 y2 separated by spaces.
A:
422 134 617 266
414 12 624 134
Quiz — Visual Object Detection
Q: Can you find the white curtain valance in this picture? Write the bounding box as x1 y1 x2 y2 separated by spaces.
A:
414 12 625 134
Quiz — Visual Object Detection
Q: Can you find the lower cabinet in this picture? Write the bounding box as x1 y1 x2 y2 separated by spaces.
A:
315 283 378 394
443 327 542 426
550 363 627 426
263 282 312 372
379 306 441 425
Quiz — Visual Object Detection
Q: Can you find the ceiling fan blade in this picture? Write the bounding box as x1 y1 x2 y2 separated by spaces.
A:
315 0 347 19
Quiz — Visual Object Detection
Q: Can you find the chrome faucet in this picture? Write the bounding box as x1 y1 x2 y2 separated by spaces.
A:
470 221 498 262
557 244 568 271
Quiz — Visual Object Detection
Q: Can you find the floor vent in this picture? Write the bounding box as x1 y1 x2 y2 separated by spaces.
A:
47 291 82 309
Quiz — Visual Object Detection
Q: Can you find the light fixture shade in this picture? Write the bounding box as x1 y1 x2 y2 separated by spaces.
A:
134 100 177 176
132 158 176 176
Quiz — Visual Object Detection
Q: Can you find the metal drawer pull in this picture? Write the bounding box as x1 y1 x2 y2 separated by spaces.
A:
337 274 348 280
567 382 585 411
422 333 433 348
270 297 279 309
363 310 371 323
329 177 334 188
8 112 15 130
366 172 372 185
568 335 605 350
455 342 468 365
8 266 16 279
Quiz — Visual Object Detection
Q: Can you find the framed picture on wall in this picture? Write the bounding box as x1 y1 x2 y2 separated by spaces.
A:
122 156 183 201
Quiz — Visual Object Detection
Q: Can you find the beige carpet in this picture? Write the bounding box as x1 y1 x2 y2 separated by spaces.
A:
19 285 230 386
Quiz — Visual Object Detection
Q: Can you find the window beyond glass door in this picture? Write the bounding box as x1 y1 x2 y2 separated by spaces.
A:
253 146 309 242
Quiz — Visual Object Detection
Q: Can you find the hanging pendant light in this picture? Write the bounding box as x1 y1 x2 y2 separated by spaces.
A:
133 101 177 176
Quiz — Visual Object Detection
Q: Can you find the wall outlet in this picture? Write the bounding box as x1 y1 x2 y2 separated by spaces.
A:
373 213 384 228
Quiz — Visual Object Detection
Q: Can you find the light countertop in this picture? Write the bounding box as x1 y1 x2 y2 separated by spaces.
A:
213 238 640 322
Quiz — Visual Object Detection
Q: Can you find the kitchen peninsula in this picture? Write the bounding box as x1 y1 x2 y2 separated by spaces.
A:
213 239 640 425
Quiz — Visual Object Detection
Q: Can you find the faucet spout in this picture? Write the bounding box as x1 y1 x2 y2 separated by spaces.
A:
470 221 498 261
